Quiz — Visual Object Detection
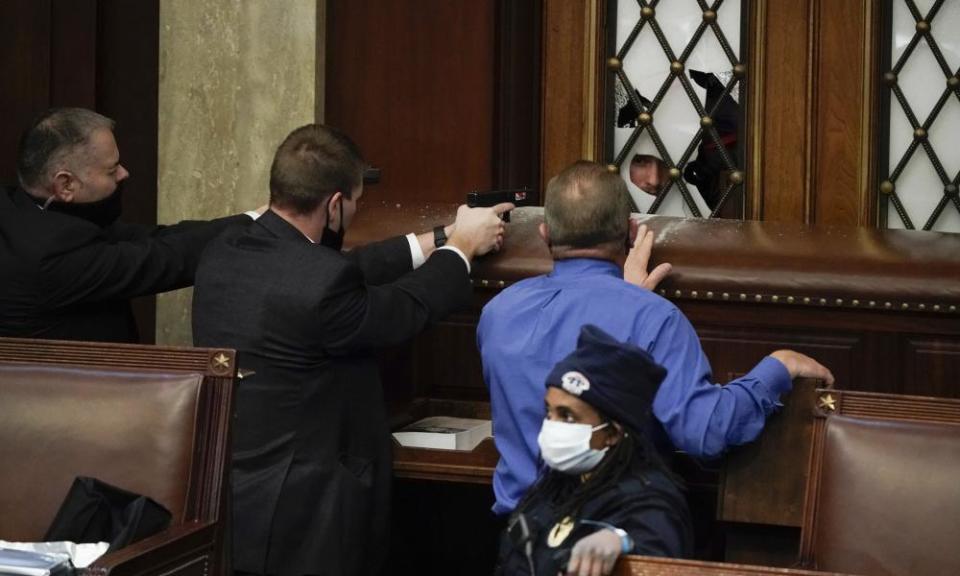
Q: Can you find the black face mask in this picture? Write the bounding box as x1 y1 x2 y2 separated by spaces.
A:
320 197 345 251
44 183 124 229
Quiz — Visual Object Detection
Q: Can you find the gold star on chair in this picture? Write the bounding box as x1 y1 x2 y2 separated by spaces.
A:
817 393 836 412
211 352 231 373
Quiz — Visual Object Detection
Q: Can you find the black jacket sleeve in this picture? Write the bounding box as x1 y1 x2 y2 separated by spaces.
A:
41 214 250 307
345 235 413 285
599 476 693 559
317 249 471 354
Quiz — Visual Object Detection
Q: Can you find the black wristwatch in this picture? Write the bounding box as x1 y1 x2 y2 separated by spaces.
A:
433 225 448 248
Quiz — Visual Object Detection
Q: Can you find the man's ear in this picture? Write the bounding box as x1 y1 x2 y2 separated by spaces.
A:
327 191 343 226
51 170 76 203
627 217 640 248
539 222 550 245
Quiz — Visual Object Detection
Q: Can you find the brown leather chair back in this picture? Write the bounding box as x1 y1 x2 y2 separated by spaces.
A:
0 338 235 576
800 389 960 576
0 365 203 539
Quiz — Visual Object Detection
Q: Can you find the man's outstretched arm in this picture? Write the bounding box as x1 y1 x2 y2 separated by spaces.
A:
650 310 833 459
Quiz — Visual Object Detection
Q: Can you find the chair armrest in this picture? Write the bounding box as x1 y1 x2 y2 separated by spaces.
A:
83 521 216 576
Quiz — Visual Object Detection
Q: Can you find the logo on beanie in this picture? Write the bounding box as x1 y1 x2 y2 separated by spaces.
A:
560 371 590 396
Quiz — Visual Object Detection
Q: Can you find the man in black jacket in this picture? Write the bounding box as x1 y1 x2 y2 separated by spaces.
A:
0 107 254 342
192 123 511 576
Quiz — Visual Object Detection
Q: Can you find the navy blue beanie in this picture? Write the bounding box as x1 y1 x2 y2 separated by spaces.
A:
545 324 666 435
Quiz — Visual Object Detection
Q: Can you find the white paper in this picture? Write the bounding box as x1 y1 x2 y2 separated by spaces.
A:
0 541 109 569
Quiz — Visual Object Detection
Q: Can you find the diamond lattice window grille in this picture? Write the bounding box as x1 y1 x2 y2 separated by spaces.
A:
880 0 960 232
605 0 747 219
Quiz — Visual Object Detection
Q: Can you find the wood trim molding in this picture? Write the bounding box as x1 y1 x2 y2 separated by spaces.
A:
810 0 881 227
747 0 767 221
541 0 603 190
859 0 880 227
752 0 812 223
615 554 854 576
0 337 236 376
805 0 819 225
581 0 603 161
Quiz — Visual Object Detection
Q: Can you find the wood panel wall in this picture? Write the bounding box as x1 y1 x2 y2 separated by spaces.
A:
808 0 878 227
1 1 93 185
325 0 541 205
543 0 882 227
760 0 879 226
325 0 496 204
541 0 603 187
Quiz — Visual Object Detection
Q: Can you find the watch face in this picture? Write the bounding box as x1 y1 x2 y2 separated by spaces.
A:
434 225 447 247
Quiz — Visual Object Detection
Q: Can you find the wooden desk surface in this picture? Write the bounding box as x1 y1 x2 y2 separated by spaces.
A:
392 437 497 484
389 398 497 484
615 555 853 576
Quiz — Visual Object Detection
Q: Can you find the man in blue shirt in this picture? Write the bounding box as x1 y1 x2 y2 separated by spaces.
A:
478 161 834 516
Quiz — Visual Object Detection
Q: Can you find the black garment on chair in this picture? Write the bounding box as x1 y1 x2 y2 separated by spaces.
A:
44 477 172 552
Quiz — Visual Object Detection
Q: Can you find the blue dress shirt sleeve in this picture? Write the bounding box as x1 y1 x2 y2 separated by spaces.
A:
648 309 792 459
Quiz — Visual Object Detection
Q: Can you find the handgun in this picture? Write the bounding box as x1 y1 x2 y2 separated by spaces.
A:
466 188 536 222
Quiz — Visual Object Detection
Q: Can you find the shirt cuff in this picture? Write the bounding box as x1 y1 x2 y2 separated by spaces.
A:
751 355 794 398
245 211 261 220
406 233 426 269
436 245 471 274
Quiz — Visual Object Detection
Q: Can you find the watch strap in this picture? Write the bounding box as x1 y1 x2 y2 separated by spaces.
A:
612 527 633 554
433 225 448 248
580 519 633 555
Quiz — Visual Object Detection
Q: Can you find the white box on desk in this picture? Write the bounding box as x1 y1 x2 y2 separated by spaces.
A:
392 416 492 451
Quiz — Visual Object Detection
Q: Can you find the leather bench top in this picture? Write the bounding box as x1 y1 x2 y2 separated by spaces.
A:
347 201 960 312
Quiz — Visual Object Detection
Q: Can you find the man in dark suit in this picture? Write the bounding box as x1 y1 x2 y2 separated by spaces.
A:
192 123 511 576
0 107 255 342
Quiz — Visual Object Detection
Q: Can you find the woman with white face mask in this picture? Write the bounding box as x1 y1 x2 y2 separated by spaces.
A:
496 325 692 576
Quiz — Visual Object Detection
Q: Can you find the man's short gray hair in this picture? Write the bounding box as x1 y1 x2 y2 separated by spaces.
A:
544 161 632 251
16 108 115 189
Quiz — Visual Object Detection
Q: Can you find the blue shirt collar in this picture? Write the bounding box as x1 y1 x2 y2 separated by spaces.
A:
550 258 623 279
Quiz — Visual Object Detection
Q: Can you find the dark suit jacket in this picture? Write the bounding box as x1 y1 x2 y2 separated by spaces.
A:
496 463 693 575
191 210 472 576
0 185 249 342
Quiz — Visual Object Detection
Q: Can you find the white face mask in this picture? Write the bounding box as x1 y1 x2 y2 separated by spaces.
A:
537 419 609 474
